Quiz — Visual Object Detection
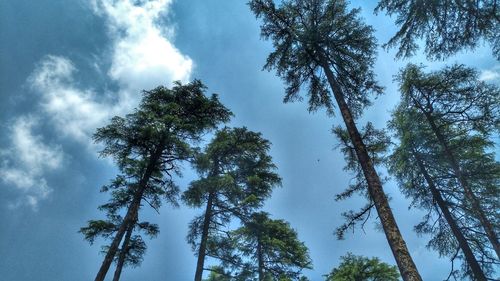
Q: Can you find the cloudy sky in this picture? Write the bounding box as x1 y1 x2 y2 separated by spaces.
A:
0 0 498 280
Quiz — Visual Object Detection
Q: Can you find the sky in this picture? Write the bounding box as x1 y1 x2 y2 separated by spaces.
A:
0 1 498 280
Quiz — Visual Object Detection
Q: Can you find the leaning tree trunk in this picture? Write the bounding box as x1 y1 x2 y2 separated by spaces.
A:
418 108 500 259
94 141 165 281
413 150 487 281
194 191 215 281
112 223 135 281
317 53 422 281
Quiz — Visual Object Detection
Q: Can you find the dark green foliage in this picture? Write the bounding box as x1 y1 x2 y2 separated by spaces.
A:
249 0 383 117
389 65 500 279
376 0 500 60
208 212 312 281
332 123 390 240
184 126 281 246
249 2 422 280
81 80 232 280
388 104 499 280
184 127 280 210
395 64 500 230
249 0 391 242
184 127 281 280
325 253 400 281
398 64 499 135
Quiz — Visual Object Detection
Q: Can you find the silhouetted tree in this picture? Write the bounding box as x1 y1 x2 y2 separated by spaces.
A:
376 0 500 60
183 127 281 281
81 81 232 281
249 1 421 279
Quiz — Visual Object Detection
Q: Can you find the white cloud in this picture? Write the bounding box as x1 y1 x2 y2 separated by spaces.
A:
0 117 63 210
28 1 193 143
2 0 193 209
479 65 500 82
95 0 192 91
29 56 112 141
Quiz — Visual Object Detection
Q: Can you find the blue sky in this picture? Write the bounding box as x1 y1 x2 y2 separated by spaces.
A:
0 1 498 280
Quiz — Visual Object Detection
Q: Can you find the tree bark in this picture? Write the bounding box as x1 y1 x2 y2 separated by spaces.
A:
413 150 487 281
417 105 500 259
94 141 165 281
194 191 215 281
112 222 134 281
317 53 422 281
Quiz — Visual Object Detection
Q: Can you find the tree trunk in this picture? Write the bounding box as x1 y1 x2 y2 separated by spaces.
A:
418 107 500 259
257 238 264 281
413 150 487 281
94 141 165 281
317 54 422 281
194 191 215 281
112 222 134 281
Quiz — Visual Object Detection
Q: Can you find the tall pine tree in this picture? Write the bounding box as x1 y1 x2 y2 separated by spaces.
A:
396 64 500 261
81 80 232 281
249 1 421 279
388 105 497 280
208 212 312 281
183 127 281 281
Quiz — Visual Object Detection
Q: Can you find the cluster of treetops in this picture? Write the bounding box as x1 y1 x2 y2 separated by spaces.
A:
80 1 499 280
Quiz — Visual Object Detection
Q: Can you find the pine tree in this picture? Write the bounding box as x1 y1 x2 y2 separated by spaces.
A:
375 0 500 60
332 122 391 240
396 64 500 260
81 80 232 281
249 1 421 279
183 127 281 281
209 212 312 281
325 253 400 281
80 184 159 281
388 105 497 280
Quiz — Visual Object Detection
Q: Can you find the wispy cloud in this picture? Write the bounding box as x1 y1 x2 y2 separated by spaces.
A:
1 0 193 209
29 0 193 143
0 117 63 210
29 56 112 142
479 65 500 83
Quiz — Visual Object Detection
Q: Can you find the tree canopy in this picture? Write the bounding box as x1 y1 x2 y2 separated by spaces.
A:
81 80 232 281
395 63 500 261
208 212 312 281
388 104 497 280
249 0 383 117
376 0 500 60
325 253 400 281
249 1 422 280
183 127 282 281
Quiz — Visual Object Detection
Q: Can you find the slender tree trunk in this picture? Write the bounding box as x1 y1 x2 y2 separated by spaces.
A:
112 222 134 281
317 53 422 281
257 238 264 281
418 107 500 259
413 150 487 281
95 142 165 281
194 191 215 281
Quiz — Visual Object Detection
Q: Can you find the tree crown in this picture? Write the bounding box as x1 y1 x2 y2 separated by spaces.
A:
250 0 383 117
376 0 500 60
